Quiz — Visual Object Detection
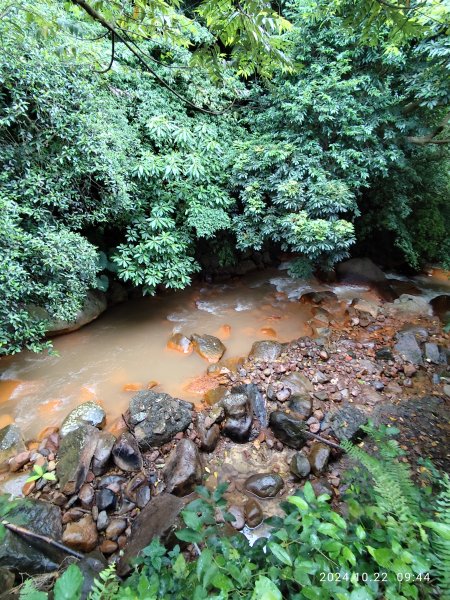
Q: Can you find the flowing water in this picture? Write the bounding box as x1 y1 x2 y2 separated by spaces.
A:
0 266 448 439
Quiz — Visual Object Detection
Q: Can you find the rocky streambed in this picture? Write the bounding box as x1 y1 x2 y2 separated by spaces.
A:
0 261 448 594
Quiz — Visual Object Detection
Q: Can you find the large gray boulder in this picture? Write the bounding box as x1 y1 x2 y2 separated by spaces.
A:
129 390 193 449
43 290 107 336
60 402 106 438
56 425 100 494
324 404 368 440
336 258 397 300
0 425 26 471
0 499 63 574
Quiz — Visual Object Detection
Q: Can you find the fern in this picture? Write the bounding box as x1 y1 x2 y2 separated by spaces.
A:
87 563 119 600
424 474 450 599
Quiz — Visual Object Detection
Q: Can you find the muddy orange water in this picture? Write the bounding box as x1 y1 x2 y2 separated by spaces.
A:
0 266 448 439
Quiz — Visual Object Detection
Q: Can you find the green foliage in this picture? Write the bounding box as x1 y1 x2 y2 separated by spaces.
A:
25 463 57 484
23 427 450 599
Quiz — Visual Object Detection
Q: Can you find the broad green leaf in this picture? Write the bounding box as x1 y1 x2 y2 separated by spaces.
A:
268 542 293 566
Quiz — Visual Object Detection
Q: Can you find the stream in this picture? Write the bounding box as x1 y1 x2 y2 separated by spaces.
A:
0 265 449 440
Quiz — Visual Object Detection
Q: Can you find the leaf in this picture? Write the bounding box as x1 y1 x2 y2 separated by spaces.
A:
423 521 450 540
54 565 83 600
175 528 203 544
287 496 309 511
303 481 316 503
268 542 293 566
251 575 282 600
43 472 56 481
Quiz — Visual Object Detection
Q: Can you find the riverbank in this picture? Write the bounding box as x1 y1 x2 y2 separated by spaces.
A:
0 262 448 594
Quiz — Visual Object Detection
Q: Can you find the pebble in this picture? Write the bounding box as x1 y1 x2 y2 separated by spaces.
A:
105 518 127 540
228 506 245 530
100 539 118 554
79 483 94 508
244 498 264 528
96 488 117 512
62 514 98 553
96 510 109 531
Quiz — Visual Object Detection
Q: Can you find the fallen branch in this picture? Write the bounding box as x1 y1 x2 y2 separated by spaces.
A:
2 520 84 560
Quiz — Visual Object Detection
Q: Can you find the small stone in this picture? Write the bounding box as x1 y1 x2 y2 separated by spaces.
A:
424 342 440 364
79 484 94 508
319 350 329 361
269 411 308 449
9 451 31 472
96 510 109 531
136 485 151 509
276 388 291 403
308 443 331 475
22 481 35 496
244 473 283 498
163 439 203 496
290 452 311 479
228 506 245 530
62 514 97 553
62 508 85 524
244 498 263 528
100 539 118 554
92 431 116 476
403 364 417 377
197 422 220 453
444 384 450 398
288 396 312 420
96 488 117 512
105 518 127 540
309 423 320 433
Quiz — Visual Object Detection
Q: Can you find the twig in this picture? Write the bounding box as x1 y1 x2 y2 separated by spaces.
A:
303 431 342 450
2 521 84 560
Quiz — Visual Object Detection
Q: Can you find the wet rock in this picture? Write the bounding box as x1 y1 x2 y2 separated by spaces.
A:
191 333 226 363
248 340 283 362
276 388 291 402
425 343 440 364
244 498 263 528
376 347 393 361
308 443 330 475
100 540 118 555
79 483 94 508
136 485 151 508
112 432 143 472
0 567 14 593
96 511 109 531
288 396 313 420
163 439 203 496
197 422 220 453
290 452 311 479
300 291 338 307
167 333 193 354
0 499 62 573
129 390 193 449
62 514 98 553
60 402 106 438
269 411 308 449
117 494 184 576
352 298 379 319
246 384 268 427
223 415 252 442
244 473 283 498
56 425 99 495
325 404 368 440
9 450 30 472
204 386 227 406
105 518 127 540
43 290 107 336
0 425 26 471
92 431 115 476
98 474 126 488
336 258 397 300
228 506 245 530
96 488 117 512
280 372 313 396
394 332 423 365
430 294 450 323
312 371 330 384
124 472 147 503
389 294 430 316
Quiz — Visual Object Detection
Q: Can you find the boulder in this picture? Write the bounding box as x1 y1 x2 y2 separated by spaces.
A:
290 452 311 479
56 425 100 495
117 494 184 576
191 334 226 363
244 498 264 528
308 443 330 475
244 473 284 498
129 390 193 449
44 290 107 336
394 332 423 365
167 333 193 354
0 499 63 573
92 431 116 476
112 432 143 472
430 294 450 323
300 291 338 307
325 404 368 440
0 425 26 471
163 439 203 496
60 402 106 438
197 422 220 453
388 295 431 316
223 415 252 442
62 514 98 553
336 258 397 300
269 411 308 449
248 341 283 362
352 298 379 319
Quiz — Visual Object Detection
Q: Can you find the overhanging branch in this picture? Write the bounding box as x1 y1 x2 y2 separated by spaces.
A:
406 110 450 145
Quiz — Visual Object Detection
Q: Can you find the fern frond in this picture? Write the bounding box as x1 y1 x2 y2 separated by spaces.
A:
87 563 119 600
427 474 450 599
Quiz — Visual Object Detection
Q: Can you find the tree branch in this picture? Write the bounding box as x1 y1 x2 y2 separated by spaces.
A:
406 110 450 145
70 0 234 115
